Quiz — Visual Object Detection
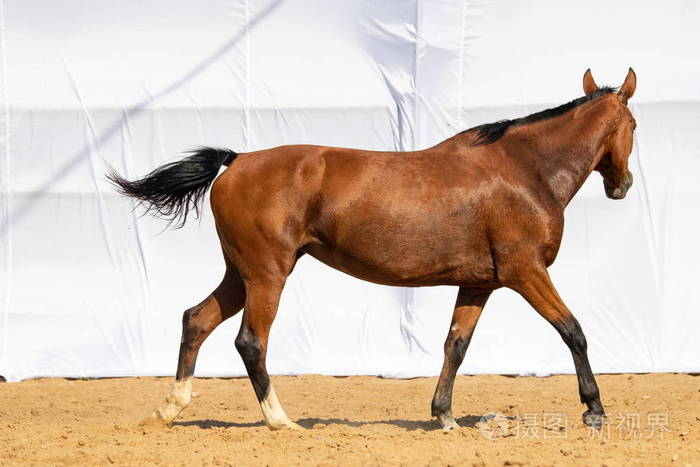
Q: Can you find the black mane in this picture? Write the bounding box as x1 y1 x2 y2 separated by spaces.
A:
464 86 617 146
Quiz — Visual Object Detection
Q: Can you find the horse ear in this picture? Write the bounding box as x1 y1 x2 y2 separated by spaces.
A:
618 67 637 104
583 69 599 95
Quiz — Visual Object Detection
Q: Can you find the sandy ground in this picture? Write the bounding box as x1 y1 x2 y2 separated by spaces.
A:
0 374 698 466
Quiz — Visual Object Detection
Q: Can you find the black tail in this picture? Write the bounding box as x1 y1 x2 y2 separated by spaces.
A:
106 147 237 228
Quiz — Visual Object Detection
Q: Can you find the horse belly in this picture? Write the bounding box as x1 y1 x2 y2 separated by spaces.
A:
303 220 495 287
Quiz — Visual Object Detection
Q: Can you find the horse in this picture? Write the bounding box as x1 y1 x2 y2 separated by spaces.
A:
108 68 637 431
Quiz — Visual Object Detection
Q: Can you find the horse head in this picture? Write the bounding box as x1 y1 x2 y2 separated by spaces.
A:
583 68 637 200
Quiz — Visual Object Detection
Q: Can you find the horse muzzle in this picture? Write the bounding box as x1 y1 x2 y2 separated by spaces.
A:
604 170 633 200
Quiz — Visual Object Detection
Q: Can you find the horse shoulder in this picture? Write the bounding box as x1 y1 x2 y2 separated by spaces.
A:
485 185 565 284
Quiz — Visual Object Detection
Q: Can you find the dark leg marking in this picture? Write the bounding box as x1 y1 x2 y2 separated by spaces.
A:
235 321 268 401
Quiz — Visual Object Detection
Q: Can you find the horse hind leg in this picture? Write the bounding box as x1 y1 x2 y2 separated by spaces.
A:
141 265 245 426
234 258 302 430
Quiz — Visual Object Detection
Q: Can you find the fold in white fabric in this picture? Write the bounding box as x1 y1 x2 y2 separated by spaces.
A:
1 0 698 381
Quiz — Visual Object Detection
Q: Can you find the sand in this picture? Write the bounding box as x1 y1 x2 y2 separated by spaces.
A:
0 374 698 466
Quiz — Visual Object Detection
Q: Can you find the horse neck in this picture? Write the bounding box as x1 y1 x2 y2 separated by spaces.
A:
516 100 621 209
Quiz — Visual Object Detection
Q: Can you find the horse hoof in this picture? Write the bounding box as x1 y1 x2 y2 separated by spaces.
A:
442 420 460 432
582 410 605 429
269 420 304 431
287 421 304 431
139 414 172 428
437 415 460 431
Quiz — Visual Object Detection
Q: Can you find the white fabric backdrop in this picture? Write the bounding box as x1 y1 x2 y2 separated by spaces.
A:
1 0 699 382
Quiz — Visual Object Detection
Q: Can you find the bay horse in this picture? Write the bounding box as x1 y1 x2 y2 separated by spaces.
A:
108 68 637 431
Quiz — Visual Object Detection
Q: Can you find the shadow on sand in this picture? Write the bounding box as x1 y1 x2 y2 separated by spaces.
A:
173 414 484 431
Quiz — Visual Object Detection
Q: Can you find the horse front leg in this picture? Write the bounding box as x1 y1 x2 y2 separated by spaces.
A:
511 267 605 428
431 287 491 430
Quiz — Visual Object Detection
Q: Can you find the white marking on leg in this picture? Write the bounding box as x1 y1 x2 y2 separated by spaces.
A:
259 386 302 430
146 377 193 424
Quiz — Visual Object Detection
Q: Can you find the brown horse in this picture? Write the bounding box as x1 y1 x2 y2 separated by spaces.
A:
108 68 637 431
